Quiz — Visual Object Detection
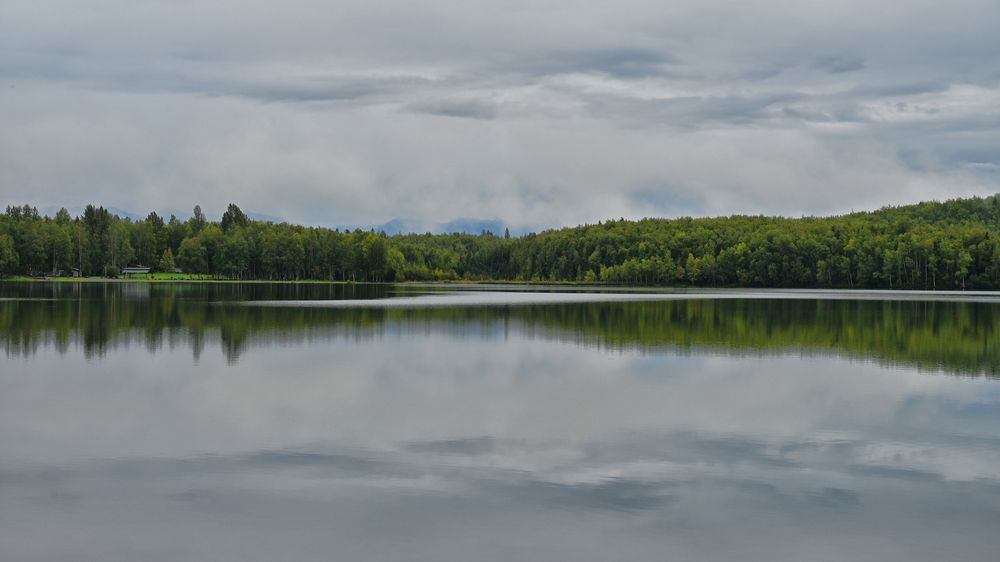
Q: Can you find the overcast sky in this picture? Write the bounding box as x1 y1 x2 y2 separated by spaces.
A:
2 0 999 229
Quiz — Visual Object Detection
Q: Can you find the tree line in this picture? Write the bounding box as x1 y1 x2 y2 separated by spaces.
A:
2 195 1000 289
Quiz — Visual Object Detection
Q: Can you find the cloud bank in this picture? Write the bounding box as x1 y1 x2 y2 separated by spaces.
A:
1 0 999 229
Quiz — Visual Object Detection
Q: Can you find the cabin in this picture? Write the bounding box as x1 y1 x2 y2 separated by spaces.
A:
121 266 152 278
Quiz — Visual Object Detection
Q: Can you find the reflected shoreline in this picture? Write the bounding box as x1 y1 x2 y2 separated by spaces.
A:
0 283 997 376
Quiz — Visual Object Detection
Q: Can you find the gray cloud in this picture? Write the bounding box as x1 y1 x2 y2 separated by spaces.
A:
813 56 866 74
1 0 999 228
515 47 681 79
406 98 499 120
404 437 497 455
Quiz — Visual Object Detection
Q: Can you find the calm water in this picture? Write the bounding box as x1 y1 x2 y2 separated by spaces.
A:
2 283 1000 561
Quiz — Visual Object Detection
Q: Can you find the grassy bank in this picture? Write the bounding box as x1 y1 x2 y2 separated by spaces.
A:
3 273 607 286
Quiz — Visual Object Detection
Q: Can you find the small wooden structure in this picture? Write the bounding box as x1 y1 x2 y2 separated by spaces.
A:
121 266 152 278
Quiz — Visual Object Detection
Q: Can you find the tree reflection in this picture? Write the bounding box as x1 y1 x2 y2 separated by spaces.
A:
0 283 997 376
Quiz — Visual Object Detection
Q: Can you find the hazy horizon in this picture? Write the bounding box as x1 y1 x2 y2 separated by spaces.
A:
18 193 1000 235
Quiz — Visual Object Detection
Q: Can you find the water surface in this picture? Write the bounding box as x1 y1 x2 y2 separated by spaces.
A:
2 283 999 561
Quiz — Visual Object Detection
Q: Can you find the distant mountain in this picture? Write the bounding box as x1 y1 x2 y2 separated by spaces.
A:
374 218 519 236
245 211 285 223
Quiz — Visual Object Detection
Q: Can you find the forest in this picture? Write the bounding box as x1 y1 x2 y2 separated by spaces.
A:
2 195 1000 289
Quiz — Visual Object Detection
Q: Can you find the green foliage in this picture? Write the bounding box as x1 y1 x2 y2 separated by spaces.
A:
4 195 1000 287
189 205 207 234
221 203 249 232
0 234 18 276
494 195 1000 289
177 237 206 273
159 248 177 272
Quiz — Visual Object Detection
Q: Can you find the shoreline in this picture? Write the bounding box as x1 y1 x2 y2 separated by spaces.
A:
0 276 580 286
4 276 356 285
3 277 1000 297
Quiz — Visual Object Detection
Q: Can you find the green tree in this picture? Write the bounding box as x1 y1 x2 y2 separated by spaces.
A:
46 223 73 274
219 230 249 278
221 203 250 232
188 205 207 234
82 205 112 275
159 248 177 272
177 237 206 273
0 234 18 276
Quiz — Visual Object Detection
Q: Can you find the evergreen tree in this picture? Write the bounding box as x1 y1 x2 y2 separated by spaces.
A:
221 203 250 231
159 248 177 272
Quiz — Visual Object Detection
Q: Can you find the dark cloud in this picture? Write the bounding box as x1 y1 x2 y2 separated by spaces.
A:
211 79 401 104
404 437 497 455
813 56 866 74
780 105 870 124
406 98 499 119
582 91 805 128
845 465 944 482
810 487 862 507
244 450 388 471
514 478 674 512
516 47 680 79
846 81 951 98
1 55 431 104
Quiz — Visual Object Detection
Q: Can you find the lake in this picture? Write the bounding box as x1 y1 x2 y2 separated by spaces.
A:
2 282 999 561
